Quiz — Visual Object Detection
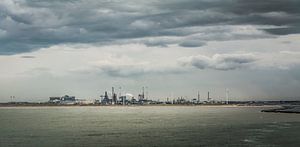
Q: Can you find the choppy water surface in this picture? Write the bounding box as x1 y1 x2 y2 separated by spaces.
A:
0 106 299 147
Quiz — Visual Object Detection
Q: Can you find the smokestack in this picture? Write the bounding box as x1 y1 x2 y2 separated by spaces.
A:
142 86 145 99
207 91 210 102
112 87 116 104
146 86 148 100
197 91 200 103
105 91 108 99
118 87 125 105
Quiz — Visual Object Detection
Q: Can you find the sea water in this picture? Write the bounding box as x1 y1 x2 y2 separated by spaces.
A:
0 106 299 147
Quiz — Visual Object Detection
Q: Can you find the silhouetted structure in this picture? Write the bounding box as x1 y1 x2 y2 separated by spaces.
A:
101 91 110 105
112 87 117 104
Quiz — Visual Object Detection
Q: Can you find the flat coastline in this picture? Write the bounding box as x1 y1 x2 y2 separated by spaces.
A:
0 103 279 108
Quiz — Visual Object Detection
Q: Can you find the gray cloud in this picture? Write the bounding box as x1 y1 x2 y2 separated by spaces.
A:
98 65 146 77
179 53 257 70
69 61 184 78
179 40 206 48
20 55 36 59
0 0 299 54
98 64 184 77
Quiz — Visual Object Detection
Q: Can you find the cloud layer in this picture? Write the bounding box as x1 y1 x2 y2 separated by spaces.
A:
0 0 300 54
0 1 300 101
179 53 257 70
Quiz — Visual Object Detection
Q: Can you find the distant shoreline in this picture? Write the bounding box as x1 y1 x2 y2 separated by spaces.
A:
0 103 280 108
2 100 299 108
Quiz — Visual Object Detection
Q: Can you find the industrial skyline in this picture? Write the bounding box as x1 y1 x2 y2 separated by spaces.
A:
1 1 300 147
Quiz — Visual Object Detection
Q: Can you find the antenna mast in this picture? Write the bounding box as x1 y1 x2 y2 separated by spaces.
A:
226 88 229 104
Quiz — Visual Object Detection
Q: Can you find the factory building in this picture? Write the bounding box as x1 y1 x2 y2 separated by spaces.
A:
61 95 75 101
100 91 111 105
112 87 117 104
49 97 61 103
48 95 76 104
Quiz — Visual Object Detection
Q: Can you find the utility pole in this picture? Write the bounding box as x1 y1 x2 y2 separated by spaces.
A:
119 87 125 106
145 86 148 100
142 86 145 100
226 88 229 105
197 91 200 104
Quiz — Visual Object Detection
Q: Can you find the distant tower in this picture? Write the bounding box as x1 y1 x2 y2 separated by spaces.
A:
112 87 117 104
139 87 145 101
102 91 109 104
226 88 229 104
197 91 200 103
119 87 125 105
112 87 114 104
142 86 145 100
105 91 108 98
207 91 210 102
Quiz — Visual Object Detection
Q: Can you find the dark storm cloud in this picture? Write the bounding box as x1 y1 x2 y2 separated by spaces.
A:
0 0 299 55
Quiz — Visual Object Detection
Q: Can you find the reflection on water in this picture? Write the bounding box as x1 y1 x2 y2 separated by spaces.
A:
0 106 299 146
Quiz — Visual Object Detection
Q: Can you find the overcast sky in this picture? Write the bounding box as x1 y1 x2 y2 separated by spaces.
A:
0 0 300 102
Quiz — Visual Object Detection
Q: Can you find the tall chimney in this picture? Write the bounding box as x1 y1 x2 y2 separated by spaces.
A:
197 91 200 103
207 91 210 101
112 87 116 104
142 86 145 99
